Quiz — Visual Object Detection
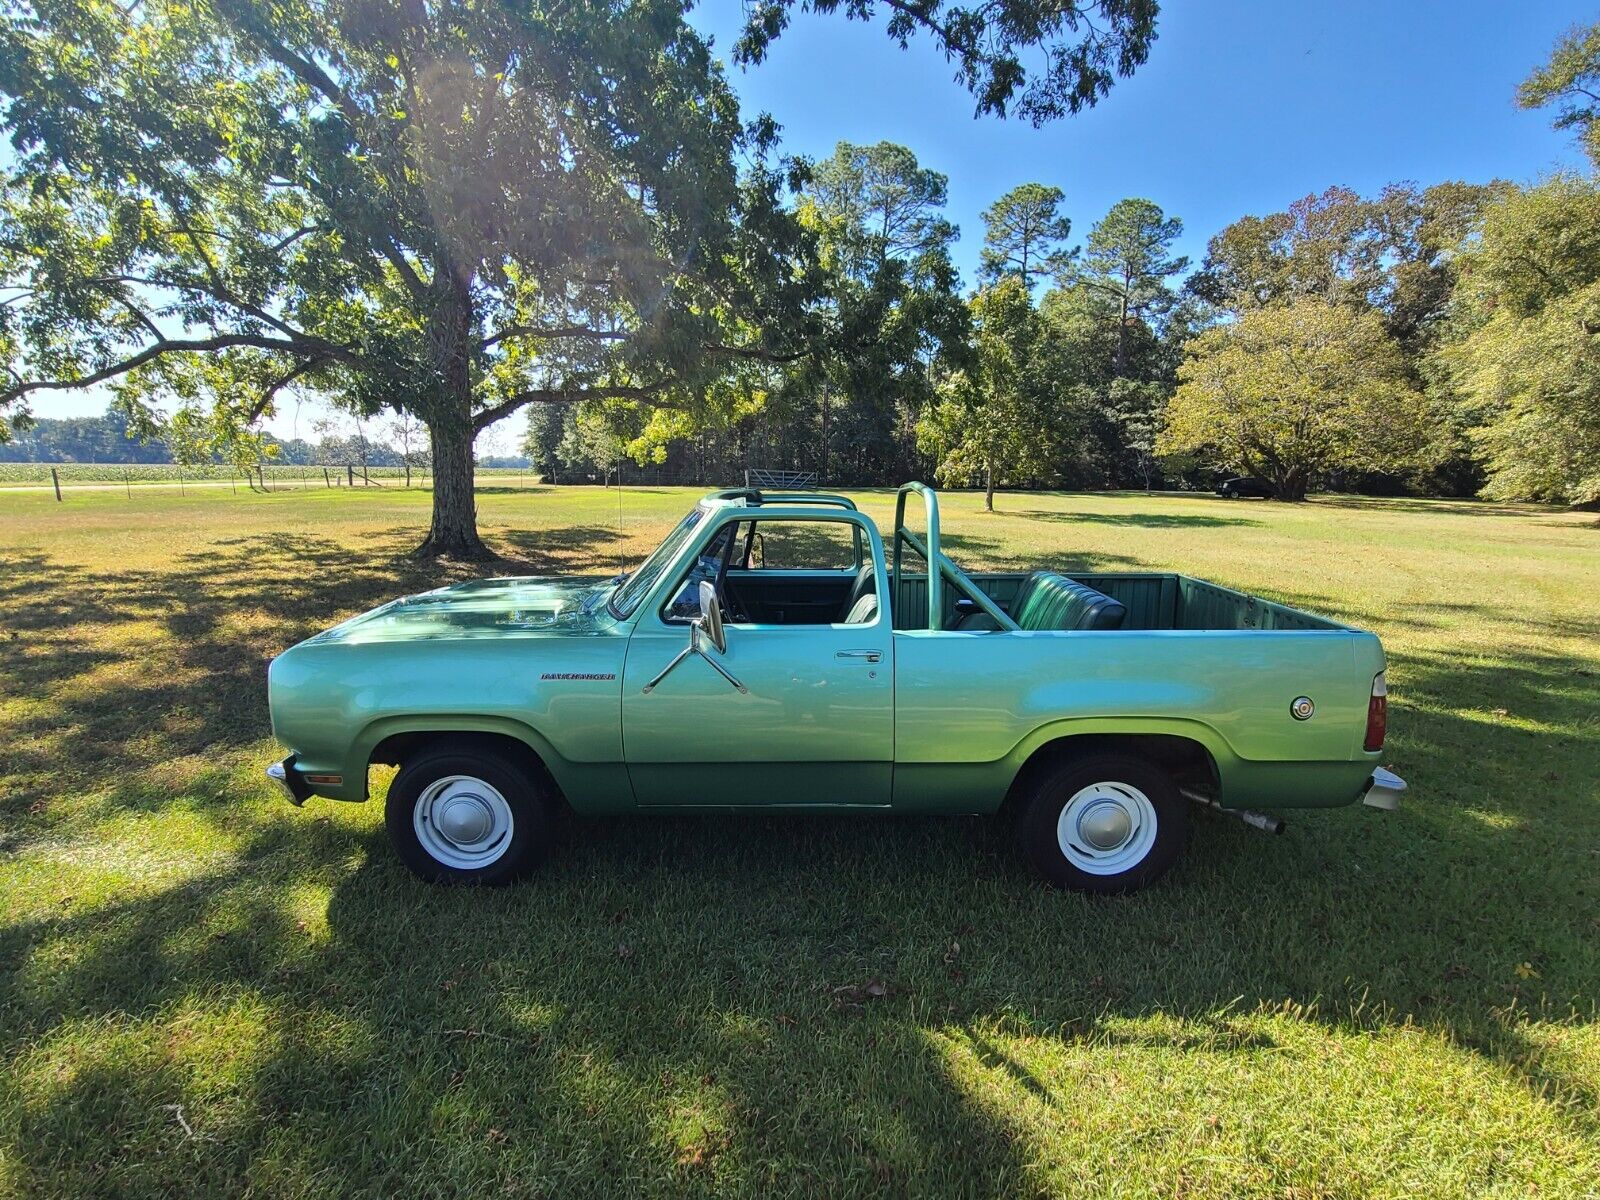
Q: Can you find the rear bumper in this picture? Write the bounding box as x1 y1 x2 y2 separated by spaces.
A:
266 755 311 807
1360 766 1406 811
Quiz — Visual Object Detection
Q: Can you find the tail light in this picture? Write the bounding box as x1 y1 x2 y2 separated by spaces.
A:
1364 671 1388 752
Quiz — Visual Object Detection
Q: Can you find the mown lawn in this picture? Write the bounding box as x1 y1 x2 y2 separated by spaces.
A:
1 483 1597 1199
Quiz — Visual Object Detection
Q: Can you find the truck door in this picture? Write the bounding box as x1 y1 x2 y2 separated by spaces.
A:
621 513 893 807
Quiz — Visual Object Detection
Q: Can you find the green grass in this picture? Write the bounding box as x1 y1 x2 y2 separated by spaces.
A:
1 484 1597 1198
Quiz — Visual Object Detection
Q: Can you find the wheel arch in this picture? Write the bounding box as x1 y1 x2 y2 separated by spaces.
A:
361 717 569 808
999 723 1225 820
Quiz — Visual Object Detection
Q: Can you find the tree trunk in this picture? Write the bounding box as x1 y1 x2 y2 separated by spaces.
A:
416 412 491 558
1271 467 1309 502
414 275 494 560
984 458 995 511
820 382 831 485
1114 292 1129 380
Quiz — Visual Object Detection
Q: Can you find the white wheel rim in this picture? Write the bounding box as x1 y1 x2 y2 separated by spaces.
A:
1056 781 1159 876
413 774 515 870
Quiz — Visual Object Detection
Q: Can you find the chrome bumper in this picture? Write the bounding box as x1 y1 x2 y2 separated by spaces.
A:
267 756 309 807
1360 766 1406 811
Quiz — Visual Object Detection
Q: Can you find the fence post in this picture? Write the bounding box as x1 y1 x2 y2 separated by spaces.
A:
50 467 62 502
347 463 354 488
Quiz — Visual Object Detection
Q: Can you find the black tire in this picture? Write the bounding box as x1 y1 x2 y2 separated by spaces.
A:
385 742 551 884
1016 754 1188 894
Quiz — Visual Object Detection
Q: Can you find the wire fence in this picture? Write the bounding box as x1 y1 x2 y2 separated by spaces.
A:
0 463 543 497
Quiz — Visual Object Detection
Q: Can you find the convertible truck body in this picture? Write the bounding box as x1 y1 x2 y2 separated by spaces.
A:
267 484 1403 892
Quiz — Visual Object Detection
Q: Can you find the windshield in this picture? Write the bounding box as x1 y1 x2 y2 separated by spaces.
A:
608 506 707 619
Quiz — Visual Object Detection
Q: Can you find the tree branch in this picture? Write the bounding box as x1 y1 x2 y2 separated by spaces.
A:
251 356 328 422
480 325 633 351
80 274 364 367
702 342 811 364
0 335 341 407
471 381 677 433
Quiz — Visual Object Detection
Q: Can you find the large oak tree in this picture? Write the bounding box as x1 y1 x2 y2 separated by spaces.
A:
0 0 1159 557
1159 300 1430 500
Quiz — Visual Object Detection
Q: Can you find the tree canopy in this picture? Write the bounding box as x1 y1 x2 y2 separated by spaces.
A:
1062 197 1186 377
979 183 1073 288
735 0 1158 126
1437 175 1600 504
0 0 1160 556
1519 21 1600 167
1159 300 1430 499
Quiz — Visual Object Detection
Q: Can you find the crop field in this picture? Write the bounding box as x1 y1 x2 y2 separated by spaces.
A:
0 463 538 488
0 484 1597 1198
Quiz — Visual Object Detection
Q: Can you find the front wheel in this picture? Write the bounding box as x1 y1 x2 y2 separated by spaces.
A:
1017 754 1188 894
385 743 551 884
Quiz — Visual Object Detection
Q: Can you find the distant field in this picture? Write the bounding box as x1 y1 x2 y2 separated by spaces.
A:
0 463 538 487
0 484 1596 1198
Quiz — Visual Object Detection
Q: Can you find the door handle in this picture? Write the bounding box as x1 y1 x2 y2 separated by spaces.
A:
835 649 882 663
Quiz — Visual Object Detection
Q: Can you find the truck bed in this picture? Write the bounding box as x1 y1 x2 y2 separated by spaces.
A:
895 572 1345 632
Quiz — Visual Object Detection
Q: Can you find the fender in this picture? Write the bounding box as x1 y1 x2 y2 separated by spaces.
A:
1002 715 1243 781
338 713 635 811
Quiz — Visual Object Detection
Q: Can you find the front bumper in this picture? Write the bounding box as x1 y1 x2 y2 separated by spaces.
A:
266 755 311 807
1360 766 1406 811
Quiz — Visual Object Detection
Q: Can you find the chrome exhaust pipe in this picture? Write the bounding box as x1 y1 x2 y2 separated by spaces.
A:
1182 789 1286 835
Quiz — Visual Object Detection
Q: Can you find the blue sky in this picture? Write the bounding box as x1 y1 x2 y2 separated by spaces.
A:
25 0 1591 440
694 0 1586 282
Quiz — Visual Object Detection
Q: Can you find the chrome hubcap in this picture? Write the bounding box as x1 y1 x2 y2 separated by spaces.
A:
1056 781 1159 876
1077 799 1134 850
413 775 514 870
437 795 494 845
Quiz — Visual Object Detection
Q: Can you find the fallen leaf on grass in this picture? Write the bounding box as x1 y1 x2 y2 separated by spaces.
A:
1513 961 1541 980
830 980 889 1007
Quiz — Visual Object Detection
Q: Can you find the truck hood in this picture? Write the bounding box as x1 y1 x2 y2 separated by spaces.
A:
304 576 617 645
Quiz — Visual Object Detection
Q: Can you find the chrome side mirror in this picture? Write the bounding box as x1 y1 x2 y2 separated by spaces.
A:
696 581 727 654
643 581 744 695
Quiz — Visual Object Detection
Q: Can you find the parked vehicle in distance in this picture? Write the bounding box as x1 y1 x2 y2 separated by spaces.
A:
1216 475 1276 499
266 483 1405 894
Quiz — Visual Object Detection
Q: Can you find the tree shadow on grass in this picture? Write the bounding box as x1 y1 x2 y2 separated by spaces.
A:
0 529 617 829
1 530 1598 1195
1011 508 1263 529
934 529 1153 575
1306 494 1563 520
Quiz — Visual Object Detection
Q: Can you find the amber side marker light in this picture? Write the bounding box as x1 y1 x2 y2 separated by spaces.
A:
304 774 343 786
1364 672 1388 752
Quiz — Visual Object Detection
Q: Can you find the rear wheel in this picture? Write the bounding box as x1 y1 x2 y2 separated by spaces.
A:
1017 754 1188 894
385 743 551 884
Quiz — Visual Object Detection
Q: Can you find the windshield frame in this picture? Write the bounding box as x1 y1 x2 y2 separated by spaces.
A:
606 504 709 620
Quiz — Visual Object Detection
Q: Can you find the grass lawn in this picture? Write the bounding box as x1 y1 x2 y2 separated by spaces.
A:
1 483 1597 1198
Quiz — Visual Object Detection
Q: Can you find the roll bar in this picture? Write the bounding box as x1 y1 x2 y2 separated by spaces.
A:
706 489 858 511
892 482 1017 631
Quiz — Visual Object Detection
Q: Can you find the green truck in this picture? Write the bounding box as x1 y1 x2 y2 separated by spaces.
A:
267 483 1404 894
